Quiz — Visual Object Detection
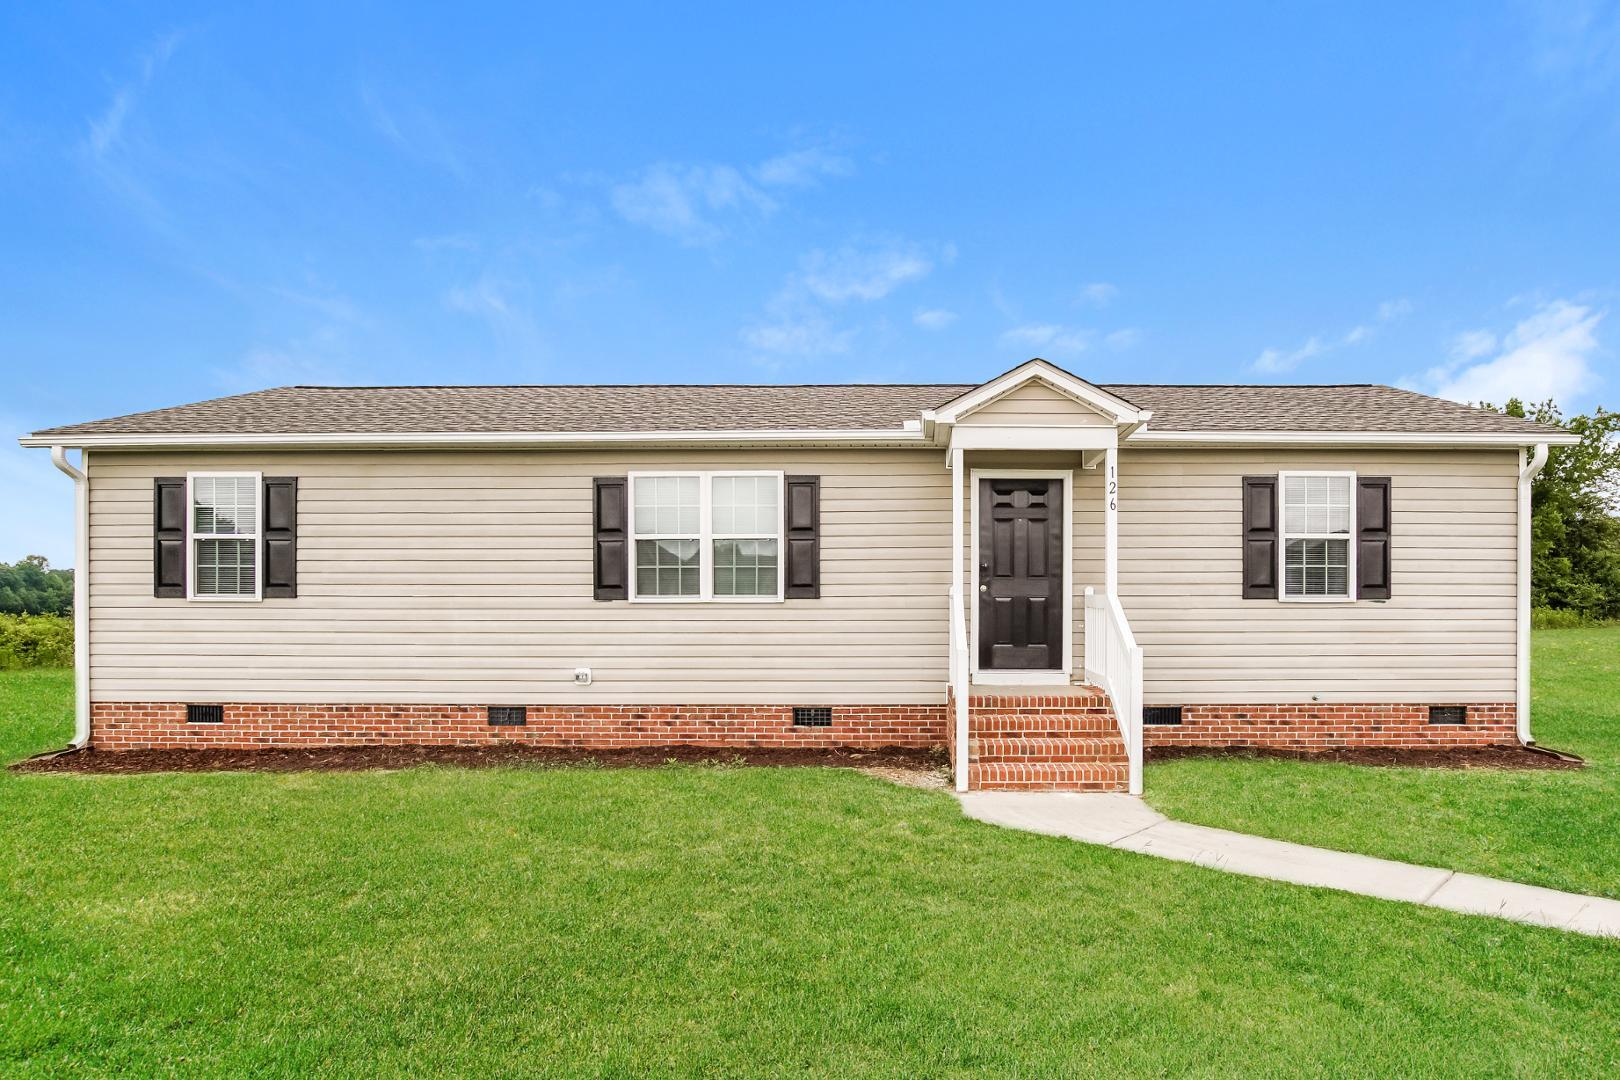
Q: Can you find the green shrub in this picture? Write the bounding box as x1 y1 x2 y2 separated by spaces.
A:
1531 607 1618 630
0 614 74 669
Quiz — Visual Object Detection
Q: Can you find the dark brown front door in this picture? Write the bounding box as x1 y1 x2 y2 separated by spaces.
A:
978 477 1065 670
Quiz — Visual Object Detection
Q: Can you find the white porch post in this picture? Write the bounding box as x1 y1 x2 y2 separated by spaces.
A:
950 446 968 791
1104 441 1119 595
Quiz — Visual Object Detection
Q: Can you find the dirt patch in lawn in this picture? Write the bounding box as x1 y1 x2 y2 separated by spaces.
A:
1145 744 1584 770
12 743 948 776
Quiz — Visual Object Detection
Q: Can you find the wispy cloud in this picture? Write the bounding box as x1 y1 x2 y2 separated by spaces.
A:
1251 297 1411 373
1523 0 1620 94
1075 282 1118 307
1407 299 1605 407
83 30 184 161
752 147 853 187
413 232 480 253
359 79 467 178
610 145 856 246
445 275 546 361
914 308 958 330
1105 327 1142 350
741 239 939 359
1000 323 1092 359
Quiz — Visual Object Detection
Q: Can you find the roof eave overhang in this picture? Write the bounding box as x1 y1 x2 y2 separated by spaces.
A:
1126 430 1581 448
18 427 933 452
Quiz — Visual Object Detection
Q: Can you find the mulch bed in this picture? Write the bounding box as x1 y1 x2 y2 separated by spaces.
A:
11 743 946 776
1144 744 1584 770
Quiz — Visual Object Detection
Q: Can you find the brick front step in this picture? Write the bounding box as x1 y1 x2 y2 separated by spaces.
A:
968 688 1111 711
967 762 1129 791
969 711 1120 736
970 737 1127 763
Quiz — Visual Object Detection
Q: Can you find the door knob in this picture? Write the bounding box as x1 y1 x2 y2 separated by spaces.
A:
979 584 988 591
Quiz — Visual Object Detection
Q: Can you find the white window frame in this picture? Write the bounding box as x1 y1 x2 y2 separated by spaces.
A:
1277 469 1357 604
185 471 263 603
627 470 785 604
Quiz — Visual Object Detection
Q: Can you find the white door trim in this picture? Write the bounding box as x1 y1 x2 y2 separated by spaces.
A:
970 468 1074 686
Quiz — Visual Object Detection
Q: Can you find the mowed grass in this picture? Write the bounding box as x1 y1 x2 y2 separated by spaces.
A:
3 669 1619 1075
1149 627 1620 898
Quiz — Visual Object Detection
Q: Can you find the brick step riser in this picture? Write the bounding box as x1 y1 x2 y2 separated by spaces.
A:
968 765 1129 786
970 718 1121 736
970 739 1127 763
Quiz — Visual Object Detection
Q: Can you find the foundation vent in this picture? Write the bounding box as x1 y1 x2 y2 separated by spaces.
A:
186 704 224 724
792 706 833 728
1428 705 1467 725
1143 706 1184 726
488 706 528 726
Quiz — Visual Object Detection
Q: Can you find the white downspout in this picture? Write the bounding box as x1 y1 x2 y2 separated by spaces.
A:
50 445 91 749
1516 442 1548 745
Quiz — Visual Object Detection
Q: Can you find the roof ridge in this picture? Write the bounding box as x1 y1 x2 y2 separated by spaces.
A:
281 382 1386 391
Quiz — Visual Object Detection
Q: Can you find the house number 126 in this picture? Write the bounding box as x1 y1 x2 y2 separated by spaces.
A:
1108 465 1117 511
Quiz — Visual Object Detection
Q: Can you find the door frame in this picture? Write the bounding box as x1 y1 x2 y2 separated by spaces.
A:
970 467 1073 685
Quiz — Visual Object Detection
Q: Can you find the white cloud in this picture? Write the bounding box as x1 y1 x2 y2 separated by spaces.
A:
1250 298 1411 374
83 30 183 161
1252 336 1325 374
413 232 480 252
1378 297 1414 321
741 239 939 358
610 163 774 246
1000 323 1092 359
1075 282 1118 307
752 147 853 187
444 276 546 360
914 308 958 330
1105 327 1142 350
740 311 854 357
1422 300 1605 407
358 79 466 179
800 244 933 303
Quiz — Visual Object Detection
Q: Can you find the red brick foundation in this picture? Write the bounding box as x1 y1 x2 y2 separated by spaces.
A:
1142 703 1518 750
89 702 947 751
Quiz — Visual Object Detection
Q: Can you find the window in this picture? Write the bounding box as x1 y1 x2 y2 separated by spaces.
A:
1279 472 1355 601
629 472 783 602
188 473 261 600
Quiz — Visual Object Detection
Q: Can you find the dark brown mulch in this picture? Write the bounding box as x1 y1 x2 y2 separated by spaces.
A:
1144 743 1584 770
11 743 946 776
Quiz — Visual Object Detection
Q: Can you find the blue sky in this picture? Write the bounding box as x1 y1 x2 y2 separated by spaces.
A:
4 2 1618 565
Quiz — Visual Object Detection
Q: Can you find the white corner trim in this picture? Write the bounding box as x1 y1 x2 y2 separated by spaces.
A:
1517 443 1549 744
969 468 1074 680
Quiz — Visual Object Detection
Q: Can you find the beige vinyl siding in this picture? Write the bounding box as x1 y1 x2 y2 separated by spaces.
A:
87 449 954 705
1117 448 1519 704
956 379 1115 426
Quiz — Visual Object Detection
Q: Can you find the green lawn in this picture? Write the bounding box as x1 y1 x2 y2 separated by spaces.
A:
1149 627 1620 899
3 667 1619 1075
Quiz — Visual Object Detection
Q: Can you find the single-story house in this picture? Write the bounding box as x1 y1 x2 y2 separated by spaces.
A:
23 359 1575 793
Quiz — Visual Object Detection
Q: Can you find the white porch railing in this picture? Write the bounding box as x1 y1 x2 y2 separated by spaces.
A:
948 584 970 792
1083 586 1144 795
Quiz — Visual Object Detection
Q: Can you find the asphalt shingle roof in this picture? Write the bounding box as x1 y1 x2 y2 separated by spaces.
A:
29 382 1564 438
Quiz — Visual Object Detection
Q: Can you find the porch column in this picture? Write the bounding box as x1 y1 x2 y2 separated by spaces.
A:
1104 442 1119 595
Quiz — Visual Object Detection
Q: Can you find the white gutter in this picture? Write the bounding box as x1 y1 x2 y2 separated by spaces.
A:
49 446 91 749
1128 429 1581 448
18 427 932 452
1516 442 1550 744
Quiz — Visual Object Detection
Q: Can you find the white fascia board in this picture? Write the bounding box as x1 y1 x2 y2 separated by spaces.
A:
931 359 1148 425
1125 429 1581 448
17 427 933 451
948 425 1119 451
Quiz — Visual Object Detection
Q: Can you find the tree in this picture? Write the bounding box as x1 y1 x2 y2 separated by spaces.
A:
0 556 74 616
1486 400 1620 619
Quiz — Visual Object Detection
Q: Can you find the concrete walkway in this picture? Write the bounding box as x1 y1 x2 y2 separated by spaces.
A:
959 791 1620 939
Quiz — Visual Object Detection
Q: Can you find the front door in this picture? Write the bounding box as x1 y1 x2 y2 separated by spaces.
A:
977 477 1065 670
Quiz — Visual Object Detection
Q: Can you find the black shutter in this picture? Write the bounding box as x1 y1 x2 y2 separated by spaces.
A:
593 477 628 600
1241 475 1278 599
154 477 186 597
1357 476 1392 600
783 475 820 599
262 477 298 598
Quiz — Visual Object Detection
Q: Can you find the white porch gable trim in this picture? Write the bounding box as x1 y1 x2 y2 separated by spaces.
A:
923 358 1152 431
